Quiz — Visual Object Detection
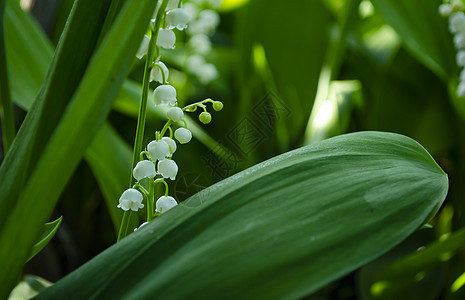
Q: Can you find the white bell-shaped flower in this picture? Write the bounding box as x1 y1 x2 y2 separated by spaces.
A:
458 81 465 97
450 12 465 33
188 10 220 35
167 106 184 122
158 159 178 180
457 50 465 66
134 222 149 231
156 196 178 213
197 63 219 84
153 84 177 106
189 34 212 55
183 3 199 20
186 54 206 73
167 0 180 10
174 127 192 144
439 4 453 17
117 188 144 212
133 160 156 181
147 140 171 160
136 35 150 59
157 28 176 49
460 69 465 81
161 136 177 155
208 0 223 9
150 61 169 83
166 8 190 30
455 33 465 49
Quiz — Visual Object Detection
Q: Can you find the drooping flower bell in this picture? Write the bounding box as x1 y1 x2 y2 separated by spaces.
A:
450 12 465 33
133 160 156 181
117 189 144 212
136 35 150 59
153 84 177 106
147 139 171 161
161 136 177 155
166 8 190 30
158 159 178 180
157 28 176 49
439 4 453 17
174 127 192 144
189 34 212 55
457 50 465 66
167 106 184 122
150 61 169 84
156 196 178 213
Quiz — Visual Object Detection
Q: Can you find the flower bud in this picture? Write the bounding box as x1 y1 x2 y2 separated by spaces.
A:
156 196 178 213
213 101 223 111
157 28 176 49
150 61 169 83
199 111 212 124
117 188 144 212
158 159 178 180
136 35 150 59
175 128 192 145
189 34 212 55
133 160 156 181
167 106 184 122
147 140 171 160
154 84 177 106
161 136 177 155
166 8 190 30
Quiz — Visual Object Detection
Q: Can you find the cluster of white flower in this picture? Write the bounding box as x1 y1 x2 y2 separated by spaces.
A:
118 0 223 225
440 0 465 97
184 0 222 84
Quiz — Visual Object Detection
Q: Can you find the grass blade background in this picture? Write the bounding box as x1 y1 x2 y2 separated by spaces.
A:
0 0 159 296
36 131 448 299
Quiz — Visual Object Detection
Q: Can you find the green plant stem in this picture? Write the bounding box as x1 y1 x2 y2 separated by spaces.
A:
0 0 15 155
118 0 170 241
147 179 155 221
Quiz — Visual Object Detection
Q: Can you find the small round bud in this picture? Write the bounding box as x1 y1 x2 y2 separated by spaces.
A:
153 84 177 107
158 159 178 180
156 196 178 213
161 137 177 155
147 140 171 160
213 101 223 111
157 28 176 49
150 61 169 83
174 128 192 144
166 8 190 31
199 111 212 124
133 160 156 181
117 189 144 212
167 106 184 122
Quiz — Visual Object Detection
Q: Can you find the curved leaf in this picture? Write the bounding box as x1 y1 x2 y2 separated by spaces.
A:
371 0 456 79
37 131 448 299
27 216 63 262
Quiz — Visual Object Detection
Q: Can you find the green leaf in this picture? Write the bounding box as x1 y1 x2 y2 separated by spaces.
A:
0 0 159 296
27 216 63 262
36 131 448 299
370 0 456 79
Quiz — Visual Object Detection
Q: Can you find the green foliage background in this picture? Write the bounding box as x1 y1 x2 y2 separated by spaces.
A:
0 0 464 299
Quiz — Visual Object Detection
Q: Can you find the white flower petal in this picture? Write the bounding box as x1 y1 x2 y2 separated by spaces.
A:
133 160 156 181
157 28 176 49
150 61 169 83
153 84 177 107
166 8 190 30
166 106 184 122
174 127 192 144
156 196 178 213
161 137 177 155
147 140 171 160
136 35 150 59
158 159 178 180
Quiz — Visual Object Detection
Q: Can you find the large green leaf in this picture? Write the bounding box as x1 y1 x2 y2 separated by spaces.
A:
37 131 448 299
370 0 456 80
